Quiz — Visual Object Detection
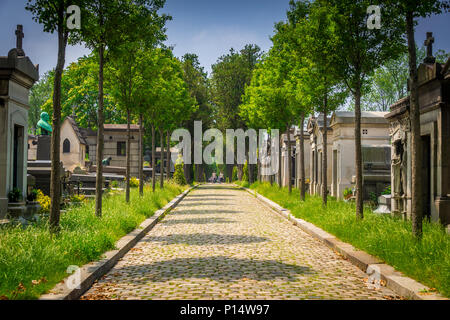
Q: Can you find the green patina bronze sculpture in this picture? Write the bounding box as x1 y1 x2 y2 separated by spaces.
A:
102 156 112 166
36 112 52 135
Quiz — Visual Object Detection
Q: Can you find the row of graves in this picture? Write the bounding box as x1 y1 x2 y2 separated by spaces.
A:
0 25 174 222
280 33 450 226
280 111 391 201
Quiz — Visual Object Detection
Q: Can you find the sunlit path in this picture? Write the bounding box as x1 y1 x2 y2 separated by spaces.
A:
81 184 400 300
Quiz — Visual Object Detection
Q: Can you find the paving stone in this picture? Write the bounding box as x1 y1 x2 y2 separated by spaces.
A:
81 184 400 300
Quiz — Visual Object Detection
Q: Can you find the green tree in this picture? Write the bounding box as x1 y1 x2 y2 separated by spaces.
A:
329 0 405 218
362 47 448 111
26 0 79 231
107 6 169 201
211 44 262 181
181 54 213 183
71 0 166 216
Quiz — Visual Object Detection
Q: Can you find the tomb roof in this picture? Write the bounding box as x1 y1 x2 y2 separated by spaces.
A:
331 111 389 126
104 124 140 131
66 116 87 145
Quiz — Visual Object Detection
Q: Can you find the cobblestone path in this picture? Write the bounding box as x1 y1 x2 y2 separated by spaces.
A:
81 184 400 300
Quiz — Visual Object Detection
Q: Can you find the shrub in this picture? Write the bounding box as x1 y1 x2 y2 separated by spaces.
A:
70 194 87 204
36 190 50 213
111 180 119 188
173 156 186 185
242 161 249 182
343 187 353 200
7 188 22 203
130 177 139 188
27 189 38 202
232 166 238 181
382 185 391 195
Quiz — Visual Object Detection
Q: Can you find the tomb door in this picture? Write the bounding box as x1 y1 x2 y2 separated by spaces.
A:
421 135 431 219
13 124 24 191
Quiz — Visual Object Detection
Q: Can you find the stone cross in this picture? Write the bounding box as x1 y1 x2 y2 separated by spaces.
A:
15 25 25 56
15 25 24 50
424 32 435 63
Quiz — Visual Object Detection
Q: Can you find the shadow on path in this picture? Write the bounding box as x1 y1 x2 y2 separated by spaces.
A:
160 218 236 225
180 202 229 207
112 256 315 282
170 209 239 215
187 194 235 198
181 198 232 202
141 233 269 246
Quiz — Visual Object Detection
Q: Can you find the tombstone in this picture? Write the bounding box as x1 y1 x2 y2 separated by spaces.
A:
385 32 450 225
0 25 39 218
374 194 391 214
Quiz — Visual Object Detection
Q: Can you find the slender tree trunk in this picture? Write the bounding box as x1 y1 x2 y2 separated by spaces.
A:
160 128 164 189
287 124 292 193
49 20 67 232
299 115 306 201
125 108 131 202
406 11 422 238
95 44 105 218
151 124 156 192
166 130 170 181
354 81 363 219
138 113 144 196
322 99 328 206
278 134 282 188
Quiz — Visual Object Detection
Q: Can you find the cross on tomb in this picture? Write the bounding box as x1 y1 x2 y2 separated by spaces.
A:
15 25 24 50
424 32 435 63
14 25 25 56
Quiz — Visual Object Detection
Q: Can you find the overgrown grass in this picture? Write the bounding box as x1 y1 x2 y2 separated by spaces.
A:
0 182 186 300
237 181 450 298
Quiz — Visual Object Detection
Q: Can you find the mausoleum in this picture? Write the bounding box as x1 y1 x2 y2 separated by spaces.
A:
0 25 39 218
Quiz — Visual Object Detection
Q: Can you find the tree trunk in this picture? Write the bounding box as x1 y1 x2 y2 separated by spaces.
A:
278 134 282 188
160 128 164 189
354 81 363 218
125 108 131 202
406 11 422 238
166 130 170 181
138 113 144 196
287 124 292 193
151 124 156 192
95 44 105 218
322 99 328 207
299 115 306 201
49 19 67 232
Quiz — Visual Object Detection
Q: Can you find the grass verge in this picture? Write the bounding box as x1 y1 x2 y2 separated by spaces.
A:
0 182 186 300
237 181 450 298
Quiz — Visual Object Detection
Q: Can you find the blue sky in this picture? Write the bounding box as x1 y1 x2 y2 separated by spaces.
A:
0 0 449 77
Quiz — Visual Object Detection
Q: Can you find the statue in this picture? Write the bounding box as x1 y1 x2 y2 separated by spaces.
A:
102 156 112 166
392 139 407 214
36 112 52 135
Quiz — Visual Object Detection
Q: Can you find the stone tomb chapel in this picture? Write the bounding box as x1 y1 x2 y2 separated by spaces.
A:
385 33 450 225
0 25 39 218
329 111 391 200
